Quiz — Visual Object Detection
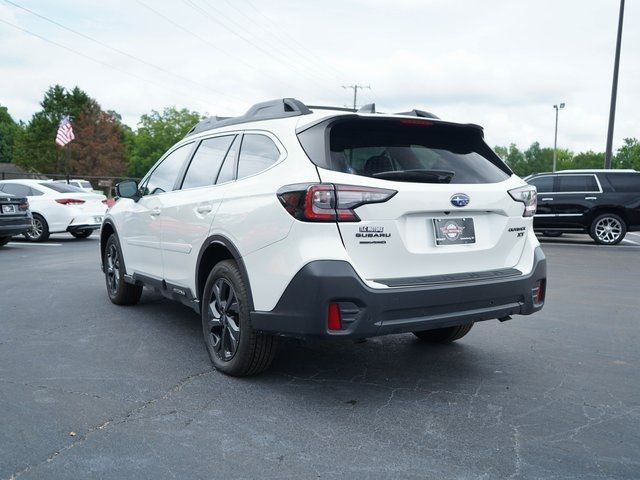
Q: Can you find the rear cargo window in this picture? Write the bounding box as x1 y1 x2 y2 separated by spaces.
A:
606 173 640 192
298 117 511 184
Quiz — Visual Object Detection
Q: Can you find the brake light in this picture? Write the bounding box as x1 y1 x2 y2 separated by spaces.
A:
327 303 342 330
55 198 85 205
508 185 537 217
277 183 396 222
399 118 433 126
19 201 29 211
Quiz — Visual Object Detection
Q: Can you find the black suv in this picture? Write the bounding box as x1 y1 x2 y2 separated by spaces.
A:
0 193 32 247
526 170 640 245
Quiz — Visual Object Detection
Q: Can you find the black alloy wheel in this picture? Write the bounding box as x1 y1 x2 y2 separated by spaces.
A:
206 278 241 361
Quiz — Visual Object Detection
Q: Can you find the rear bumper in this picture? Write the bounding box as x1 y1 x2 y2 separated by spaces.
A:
0 215 33 237
251 247 546 339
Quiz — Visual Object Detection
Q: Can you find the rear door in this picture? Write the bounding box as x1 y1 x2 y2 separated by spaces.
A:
301 117 529 281
553 174 601 228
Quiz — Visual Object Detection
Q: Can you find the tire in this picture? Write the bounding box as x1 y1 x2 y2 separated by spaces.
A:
104 234 142 305
542 231 563 238
413 323 473 343
201 259 278 376
0 236 11 247
24 213 49 242
590 213 626 245
71 229 93 239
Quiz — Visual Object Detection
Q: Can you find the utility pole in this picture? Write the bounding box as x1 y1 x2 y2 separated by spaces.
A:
605 0 625 169
553 103 565 172
342 84 370 110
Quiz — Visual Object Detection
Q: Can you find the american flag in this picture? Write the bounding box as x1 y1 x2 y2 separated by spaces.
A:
55 115 75 147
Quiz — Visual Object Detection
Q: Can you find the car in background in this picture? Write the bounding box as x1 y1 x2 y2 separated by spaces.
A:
526 169 640 245
0 193 32 247
54 179 97 193
0 179 108 242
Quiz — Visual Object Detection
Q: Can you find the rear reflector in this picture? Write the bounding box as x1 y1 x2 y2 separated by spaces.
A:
532 279 546 306
55 198 85 205
327 303 342 330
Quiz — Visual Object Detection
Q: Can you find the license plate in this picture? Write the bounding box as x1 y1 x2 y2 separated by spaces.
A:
1 205 16 214
433 217 476 246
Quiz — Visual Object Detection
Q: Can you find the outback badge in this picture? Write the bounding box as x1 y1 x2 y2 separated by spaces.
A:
450 193 470 207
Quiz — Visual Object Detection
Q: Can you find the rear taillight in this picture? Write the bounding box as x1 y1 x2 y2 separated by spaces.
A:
508 185 537 217
55 198 85 205
277 183 396 222
19 202 29 211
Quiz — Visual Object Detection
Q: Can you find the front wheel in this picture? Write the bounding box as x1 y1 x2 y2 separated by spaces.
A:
590 213 626 245
104 234 142 305
24 214 49 242
413 324 473 343
201 260 278 376
71 229 93 239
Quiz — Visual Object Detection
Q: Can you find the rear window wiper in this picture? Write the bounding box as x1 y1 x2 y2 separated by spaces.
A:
371 169 455 184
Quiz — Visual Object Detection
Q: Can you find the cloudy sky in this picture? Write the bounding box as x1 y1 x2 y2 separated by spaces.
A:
1 0 638 152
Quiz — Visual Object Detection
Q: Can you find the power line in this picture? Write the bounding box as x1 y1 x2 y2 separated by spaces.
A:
181 0 338 97
342 84 370 110
0 17 216 111
135 0 299 95
216 0 342 84
3 0 245 104
245 0 345 80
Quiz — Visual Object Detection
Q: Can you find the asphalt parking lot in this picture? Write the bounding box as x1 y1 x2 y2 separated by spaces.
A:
1 233 639 479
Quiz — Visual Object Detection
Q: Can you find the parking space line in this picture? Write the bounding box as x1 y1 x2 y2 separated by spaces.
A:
622 238 640 246
540 242 639 249
7 242 62 247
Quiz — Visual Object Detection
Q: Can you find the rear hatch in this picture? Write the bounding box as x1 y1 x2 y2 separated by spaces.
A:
297 116 531 283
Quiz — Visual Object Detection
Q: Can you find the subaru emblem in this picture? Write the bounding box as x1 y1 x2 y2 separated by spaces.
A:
450 193 470 207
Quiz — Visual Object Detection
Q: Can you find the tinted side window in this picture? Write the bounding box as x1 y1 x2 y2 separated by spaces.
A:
144 143 193 195
182 136 235 190
237 134 280 180
0 183 32 197
528 176 555 193
557 175 598 193
606 173 640 192
216 135 240 184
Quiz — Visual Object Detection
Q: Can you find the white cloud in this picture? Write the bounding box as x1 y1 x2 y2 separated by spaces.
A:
0 0 637 152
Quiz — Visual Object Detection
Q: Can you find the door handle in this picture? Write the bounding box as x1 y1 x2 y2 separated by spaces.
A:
149 208 161 216
196 205 213 214
541 197 554 201
585 196 597 200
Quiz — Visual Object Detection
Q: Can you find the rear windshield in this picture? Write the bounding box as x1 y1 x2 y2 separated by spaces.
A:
298 117 511 184
606 173 640 192
40 182 84 193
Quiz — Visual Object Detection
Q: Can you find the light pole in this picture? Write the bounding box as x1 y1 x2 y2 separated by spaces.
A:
605 0 625 168
553 103 565 172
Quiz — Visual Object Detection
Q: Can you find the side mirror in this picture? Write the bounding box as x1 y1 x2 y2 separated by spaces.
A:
115 180 139 200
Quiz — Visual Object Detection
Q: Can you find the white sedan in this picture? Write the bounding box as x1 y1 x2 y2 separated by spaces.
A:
0 179 109 241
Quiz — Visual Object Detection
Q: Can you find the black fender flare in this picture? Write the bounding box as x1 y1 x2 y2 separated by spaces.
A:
195 234 255 311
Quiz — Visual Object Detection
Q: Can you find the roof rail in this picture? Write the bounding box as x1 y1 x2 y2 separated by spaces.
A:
307 105 356 112
357 103 375 113
395 109 440 120
185 98 312 137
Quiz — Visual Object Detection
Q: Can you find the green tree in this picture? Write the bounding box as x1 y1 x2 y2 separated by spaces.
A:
495 143 526 176
567 151 605 170
127 107 202 177
613 138 640 170
0 104 20 163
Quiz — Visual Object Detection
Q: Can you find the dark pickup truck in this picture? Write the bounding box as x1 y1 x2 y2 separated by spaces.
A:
0 194 32 247
526 169 640 245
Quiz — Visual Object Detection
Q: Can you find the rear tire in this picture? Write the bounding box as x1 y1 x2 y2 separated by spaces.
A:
413 324 473 343
71 229 93 239
24 214 49 242
104 234 142 305
201 259 278 376
0 236 11 247
590 213 626 245
542 231 563 238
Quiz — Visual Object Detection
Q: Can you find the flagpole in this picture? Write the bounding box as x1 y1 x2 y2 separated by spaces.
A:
65 142 70 184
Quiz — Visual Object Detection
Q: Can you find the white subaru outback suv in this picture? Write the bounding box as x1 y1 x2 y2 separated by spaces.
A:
100 98 546 376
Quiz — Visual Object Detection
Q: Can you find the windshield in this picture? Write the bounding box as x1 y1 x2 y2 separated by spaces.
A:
299 117 511 184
